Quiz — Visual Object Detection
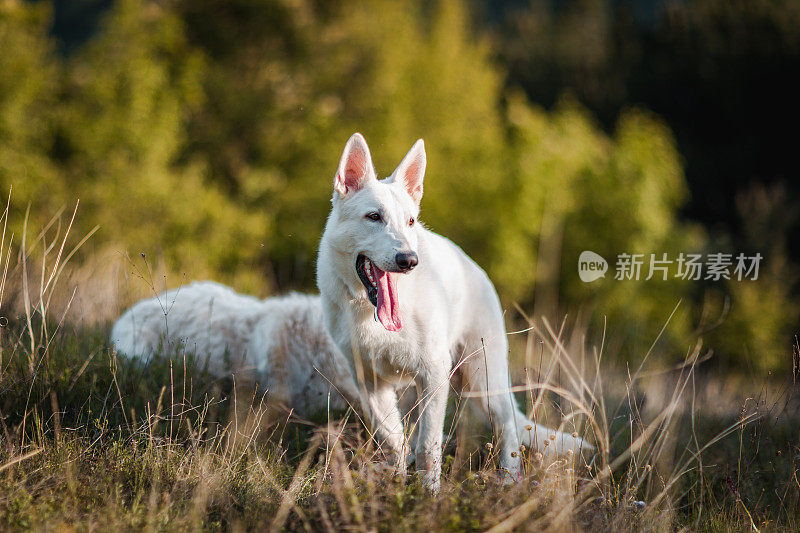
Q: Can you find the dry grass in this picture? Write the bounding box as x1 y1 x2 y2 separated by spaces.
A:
0 200 798 532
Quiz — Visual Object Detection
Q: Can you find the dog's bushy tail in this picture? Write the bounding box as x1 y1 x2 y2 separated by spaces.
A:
514 411 595 456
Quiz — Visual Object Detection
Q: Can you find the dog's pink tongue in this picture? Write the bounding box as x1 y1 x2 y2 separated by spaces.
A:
373 265 402 331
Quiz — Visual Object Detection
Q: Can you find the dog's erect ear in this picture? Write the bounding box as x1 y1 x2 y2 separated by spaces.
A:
393 139 426 206
334 133 375 198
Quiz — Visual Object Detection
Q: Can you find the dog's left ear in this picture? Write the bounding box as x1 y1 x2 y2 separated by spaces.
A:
393 139 426 206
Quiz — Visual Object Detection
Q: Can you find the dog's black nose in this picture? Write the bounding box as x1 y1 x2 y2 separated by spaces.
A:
395 252 418 272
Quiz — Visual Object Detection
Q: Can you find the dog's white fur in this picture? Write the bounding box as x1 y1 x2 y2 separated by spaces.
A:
317 133 591 490
110 282 361 418
110 134 592 491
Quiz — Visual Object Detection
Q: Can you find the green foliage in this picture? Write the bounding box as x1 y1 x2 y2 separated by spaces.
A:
706 275 797 373
176 0 508 285
56 0 270 288
2 316 799 530
496 94 703 358
490 0 800 369
0 0 792 370
705 184 800 373
0 2 62 225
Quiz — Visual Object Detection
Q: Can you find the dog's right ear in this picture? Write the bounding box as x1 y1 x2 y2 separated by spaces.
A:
334 133 375 198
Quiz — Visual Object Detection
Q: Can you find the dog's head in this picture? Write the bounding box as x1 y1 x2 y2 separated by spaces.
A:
328 133 426 332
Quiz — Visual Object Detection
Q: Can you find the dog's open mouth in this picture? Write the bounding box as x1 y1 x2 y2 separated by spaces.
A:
356 254 402 332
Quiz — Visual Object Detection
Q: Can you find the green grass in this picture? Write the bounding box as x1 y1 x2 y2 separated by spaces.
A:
0 206 798 531
0 314 798 532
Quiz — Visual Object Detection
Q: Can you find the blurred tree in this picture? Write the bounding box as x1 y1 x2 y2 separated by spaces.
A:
642 0 800 245
3 0 791 371
705 183 799 372
496 93 703 359
488 0 800 370
174 0 508 288
57 0 271 289
50 0 113 55
0 1 62 228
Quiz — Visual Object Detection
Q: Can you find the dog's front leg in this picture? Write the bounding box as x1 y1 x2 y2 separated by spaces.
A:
414 365 450 492
365 384 408 475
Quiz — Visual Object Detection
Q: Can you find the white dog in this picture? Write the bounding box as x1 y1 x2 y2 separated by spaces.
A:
317 133 592 490
110 282 361 418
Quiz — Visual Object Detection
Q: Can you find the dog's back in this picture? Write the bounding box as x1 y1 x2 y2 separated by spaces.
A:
111 281 264 369
110 282 360 418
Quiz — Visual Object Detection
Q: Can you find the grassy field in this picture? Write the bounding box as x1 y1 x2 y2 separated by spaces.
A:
2 311 799 530
0 216 799 532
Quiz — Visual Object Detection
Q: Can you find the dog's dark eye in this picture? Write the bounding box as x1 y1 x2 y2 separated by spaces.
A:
408 218 415 227
366 212 382 222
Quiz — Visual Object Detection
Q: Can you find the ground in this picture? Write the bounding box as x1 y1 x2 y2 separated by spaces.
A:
0 319 798 532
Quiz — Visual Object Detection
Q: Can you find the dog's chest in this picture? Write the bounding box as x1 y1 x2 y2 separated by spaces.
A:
347 318 424 377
